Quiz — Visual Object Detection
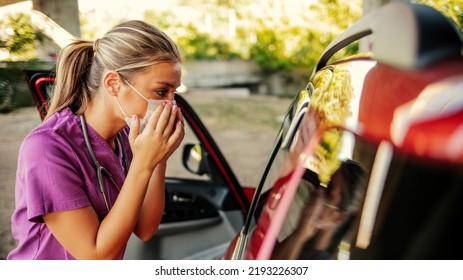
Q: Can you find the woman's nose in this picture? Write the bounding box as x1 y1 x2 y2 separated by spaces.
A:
166 92 176 102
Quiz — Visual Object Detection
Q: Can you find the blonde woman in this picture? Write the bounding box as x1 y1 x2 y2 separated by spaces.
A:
8 20 184 260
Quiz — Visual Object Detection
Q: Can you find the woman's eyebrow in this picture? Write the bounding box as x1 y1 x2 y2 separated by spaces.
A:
156 81 178 88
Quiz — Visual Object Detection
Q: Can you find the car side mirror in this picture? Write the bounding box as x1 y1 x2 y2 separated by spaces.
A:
182 143 208 176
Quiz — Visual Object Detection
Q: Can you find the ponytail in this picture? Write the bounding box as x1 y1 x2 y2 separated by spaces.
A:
45 40 95 120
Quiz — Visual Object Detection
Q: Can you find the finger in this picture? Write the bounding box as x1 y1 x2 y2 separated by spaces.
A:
163 102 179 137
128 114 139 145
167 120 185 148
145 100 165 132
176 107 184 127
155 101 173 134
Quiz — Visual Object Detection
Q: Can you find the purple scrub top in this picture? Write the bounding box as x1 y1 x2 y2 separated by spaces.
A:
8 108 132 260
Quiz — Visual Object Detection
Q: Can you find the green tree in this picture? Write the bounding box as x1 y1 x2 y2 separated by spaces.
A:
249 0 361 72
176 24 240 60
249 18 293 72
144 10 240 60
0 13 44 61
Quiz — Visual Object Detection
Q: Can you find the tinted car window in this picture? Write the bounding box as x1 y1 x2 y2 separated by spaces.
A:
268 124 463 260
242 59 376 259
248 90 311 225
270 128 373 260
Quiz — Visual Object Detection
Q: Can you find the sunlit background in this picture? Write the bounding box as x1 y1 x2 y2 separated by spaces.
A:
1 0 459 100
1 0 460 68
0 0 461 260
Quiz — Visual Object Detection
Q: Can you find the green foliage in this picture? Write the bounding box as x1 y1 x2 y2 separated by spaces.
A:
0 14 47 112
248 0 361 72
143 9 182 33
311 0 362 31
249 19 293 72
144 10 240 61
141 0 362 72
79 13 97 40
176 24 241 60
0 13 44 61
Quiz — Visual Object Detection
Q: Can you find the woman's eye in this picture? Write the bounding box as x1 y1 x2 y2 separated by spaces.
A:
155 90 168 97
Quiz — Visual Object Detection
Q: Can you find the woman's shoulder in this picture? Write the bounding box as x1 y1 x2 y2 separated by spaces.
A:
21 108 81 156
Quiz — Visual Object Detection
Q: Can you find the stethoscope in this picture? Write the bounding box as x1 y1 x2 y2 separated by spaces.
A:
80 115 129 211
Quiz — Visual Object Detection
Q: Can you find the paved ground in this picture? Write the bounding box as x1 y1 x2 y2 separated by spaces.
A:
0 90 292 259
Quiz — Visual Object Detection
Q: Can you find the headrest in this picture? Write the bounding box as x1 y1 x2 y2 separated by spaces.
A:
358 56 463 141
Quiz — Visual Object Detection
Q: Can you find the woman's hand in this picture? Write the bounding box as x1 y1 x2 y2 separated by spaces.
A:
128 101 183 171
128 101 184 240
163 104 185 162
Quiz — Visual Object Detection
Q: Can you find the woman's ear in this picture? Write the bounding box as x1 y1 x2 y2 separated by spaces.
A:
103 70 121 97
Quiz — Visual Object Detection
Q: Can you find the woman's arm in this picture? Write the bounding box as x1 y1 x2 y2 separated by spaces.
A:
43 103 183 259
134 106 185 240
133 162 166 240
43 160 153 259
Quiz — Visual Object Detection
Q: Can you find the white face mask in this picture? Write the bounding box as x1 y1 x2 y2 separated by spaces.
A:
115 80 174 132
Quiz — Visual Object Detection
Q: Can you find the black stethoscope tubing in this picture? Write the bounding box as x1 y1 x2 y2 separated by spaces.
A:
80 114 128 211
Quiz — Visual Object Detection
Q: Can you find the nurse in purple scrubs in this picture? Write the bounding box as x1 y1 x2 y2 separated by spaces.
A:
8 20 184 260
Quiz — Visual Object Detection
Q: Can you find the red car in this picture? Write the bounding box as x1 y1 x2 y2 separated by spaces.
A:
25 2 463 260
223 2 463 260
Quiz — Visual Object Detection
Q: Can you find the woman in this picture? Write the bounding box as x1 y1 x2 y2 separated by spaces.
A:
8 20 184 260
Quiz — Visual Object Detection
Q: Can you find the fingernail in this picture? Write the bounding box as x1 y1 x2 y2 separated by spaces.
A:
178 120 183 127
162 100 167 106
132 114 137 121
173 105 178 111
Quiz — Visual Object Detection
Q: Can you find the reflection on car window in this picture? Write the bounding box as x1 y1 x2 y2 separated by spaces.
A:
271 124 463 260
250 90 312 221
271 129 372 260
242 60 375 259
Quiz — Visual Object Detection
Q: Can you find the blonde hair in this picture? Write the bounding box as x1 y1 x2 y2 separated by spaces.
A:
45 20 182 120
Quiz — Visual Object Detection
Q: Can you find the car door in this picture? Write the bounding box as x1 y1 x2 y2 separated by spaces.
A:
23 69 250 260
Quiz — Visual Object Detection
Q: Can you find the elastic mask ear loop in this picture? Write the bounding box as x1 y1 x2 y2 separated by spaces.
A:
114 96 129 119
124 79 150 102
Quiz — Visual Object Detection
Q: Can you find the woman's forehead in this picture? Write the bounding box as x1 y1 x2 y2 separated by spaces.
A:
135 62 181 87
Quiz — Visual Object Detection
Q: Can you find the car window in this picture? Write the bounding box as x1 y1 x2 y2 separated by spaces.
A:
269 125 463 260
251 59 375 214
240 58 376 259
269 128 373 260
247 90 311 226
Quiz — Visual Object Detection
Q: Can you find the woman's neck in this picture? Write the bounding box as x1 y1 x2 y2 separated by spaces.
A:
84 96 125 151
